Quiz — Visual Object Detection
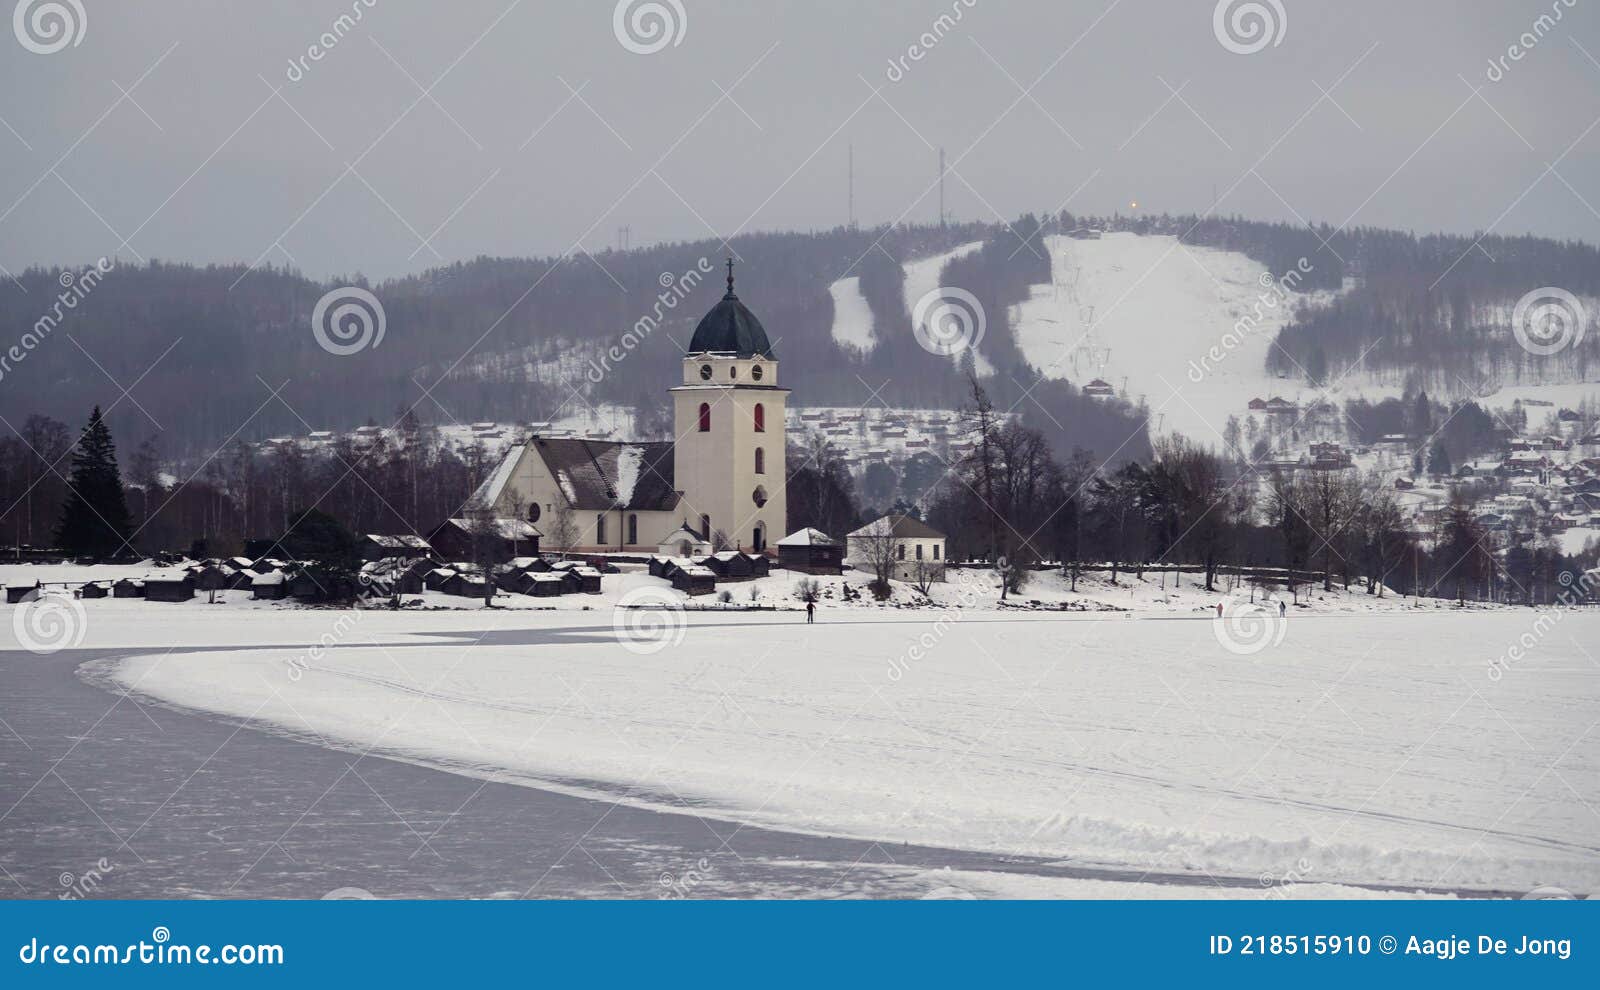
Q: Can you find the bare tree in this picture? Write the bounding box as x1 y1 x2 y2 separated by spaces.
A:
547 500 580 559
850 517 900 598
463 503 503 608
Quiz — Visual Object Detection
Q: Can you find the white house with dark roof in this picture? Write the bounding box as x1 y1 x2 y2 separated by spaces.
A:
470 260 789 553
846 514 947 582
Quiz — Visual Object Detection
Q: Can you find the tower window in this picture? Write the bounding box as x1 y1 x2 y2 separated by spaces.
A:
698 402 711 432
754 448 765 474
751 364 763 381
916 544 924 560
897 544 906 560
933 545 941 560
752 485 767 507
527 504 541 523
753 403 765 432
729 365 738 380
699 364 713 381
700 514 710 539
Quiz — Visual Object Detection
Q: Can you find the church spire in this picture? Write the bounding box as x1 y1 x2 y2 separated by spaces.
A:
725 256 736 298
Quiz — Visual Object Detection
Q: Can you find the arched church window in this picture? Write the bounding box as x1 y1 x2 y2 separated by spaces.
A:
596 515 607 545
753 404 765 432
698 403 711 432
627 514 638 545
754 448 765 474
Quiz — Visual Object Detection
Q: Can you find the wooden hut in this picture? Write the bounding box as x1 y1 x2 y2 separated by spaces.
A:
423 567 457 592
671 564 716 596
6 582 39 604
699 551 753 581
525 573 567 597
744 552 771 578
79 581 110 599
777 528 843 575
251 571 287 600
571 566 603 594
113 578 145 599
144 574 195 603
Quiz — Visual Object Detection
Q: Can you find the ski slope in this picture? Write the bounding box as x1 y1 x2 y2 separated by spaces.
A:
827 276 875 354
1011 232 1343 440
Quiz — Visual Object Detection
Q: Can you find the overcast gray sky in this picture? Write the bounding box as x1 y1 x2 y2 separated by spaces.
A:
1 0 1596 281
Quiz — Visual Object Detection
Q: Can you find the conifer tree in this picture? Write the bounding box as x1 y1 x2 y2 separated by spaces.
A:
54 407 134 559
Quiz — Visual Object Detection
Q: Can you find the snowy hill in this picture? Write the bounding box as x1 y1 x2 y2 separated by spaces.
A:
1010 232 1345 441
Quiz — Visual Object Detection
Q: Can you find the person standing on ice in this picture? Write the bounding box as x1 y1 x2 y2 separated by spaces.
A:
806 601 815 624
1278 599 1287 618
1216 601 1223 618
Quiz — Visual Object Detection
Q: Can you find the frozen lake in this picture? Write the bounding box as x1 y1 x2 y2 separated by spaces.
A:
3 606 1596 899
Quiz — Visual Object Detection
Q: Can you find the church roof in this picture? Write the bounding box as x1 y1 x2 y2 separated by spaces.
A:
531 438 679 512
688 259 775 358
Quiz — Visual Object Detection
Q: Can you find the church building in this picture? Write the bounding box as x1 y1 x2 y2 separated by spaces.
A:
470 261 788 554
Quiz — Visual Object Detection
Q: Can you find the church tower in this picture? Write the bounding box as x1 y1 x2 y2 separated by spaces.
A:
671 260 788 552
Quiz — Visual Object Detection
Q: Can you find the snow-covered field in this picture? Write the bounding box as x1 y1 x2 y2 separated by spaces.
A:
77 579 1599 899
1011 232 1345 441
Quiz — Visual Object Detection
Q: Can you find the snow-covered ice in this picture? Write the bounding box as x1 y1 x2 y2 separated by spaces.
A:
98 593 1600 898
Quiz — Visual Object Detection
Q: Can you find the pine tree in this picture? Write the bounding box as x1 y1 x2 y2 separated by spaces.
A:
54 407 134 559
